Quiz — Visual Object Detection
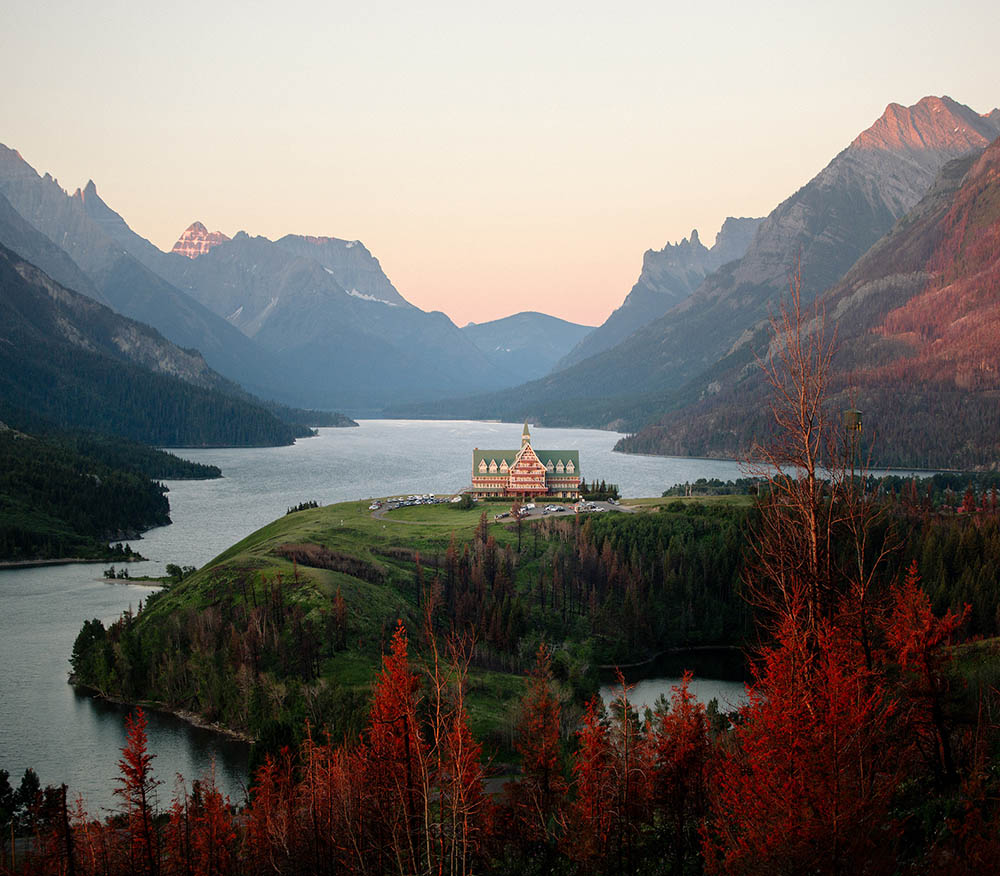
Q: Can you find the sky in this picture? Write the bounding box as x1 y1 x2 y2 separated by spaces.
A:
2 0 998 326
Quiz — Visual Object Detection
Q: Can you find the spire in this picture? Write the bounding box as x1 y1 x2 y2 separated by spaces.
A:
521 421 531 447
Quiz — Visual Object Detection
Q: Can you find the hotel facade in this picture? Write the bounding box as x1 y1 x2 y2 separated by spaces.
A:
471 423 581 499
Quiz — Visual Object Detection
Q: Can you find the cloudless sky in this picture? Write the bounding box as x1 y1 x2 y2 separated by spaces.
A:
2 0 997 325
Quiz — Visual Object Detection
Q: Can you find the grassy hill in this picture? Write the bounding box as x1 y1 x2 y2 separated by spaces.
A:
70 496 750 760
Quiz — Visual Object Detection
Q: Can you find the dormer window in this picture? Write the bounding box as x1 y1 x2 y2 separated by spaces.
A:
566 460 575 473
546 460 554 472
500 459 509 472
556 460 564 473
478 460 487 473
489 459 498 473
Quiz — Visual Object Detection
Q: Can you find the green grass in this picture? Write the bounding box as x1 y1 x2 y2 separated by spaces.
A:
126 494 701 753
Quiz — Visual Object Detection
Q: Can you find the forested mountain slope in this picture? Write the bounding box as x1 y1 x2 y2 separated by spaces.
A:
0 244 306 446
0 147 291 400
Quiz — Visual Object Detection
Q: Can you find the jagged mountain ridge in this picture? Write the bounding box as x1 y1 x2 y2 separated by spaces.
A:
273 234 410 307
0 146 523 412
60 186 531 411
461 311 594 384
620 135 1000 469
387 96 1000 430
0 190 107 306
0 147 289 401
123 227 513 411
557 216 762 370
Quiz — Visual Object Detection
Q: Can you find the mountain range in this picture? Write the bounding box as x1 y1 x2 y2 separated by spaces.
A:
0 146 596 414
0 241 330 446
621 135 1000 468
388 96 1000 448
3 93 999 467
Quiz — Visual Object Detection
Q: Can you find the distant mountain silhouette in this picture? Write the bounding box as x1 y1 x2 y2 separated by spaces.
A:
461 311 593 383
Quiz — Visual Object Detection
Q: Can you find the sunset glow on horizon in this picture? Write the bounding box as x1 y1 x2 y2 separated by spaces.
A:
2 0 997 326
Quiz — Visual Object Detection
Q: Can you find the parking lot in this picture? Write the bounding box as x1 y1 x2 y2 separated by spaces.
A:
494 499 631 521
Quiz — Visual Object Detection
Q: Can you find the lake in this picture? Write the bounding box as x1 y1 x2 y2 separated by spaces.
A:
0 419 757 810
599 649 749 716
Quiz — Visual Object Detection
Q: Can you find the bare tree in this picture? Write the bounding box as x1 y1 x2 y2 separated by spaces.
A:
746 264 896 661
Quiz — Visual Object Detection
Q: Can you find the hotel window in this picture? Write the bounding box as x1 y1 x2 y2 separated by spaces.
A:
478 460 487 473
546 460 554 471
566 460 575 473
556 461 564 473
500 459 509 472
489 460 498 473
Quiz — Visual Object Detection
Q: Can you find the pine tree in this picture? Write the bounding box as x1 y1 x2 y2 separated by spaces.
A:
114 708 161 876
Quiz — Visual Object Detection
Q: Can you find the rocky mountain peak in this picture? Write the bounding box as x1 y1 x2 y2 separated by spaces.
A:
171 221 231 259
0 144 40 182
851 95 1000 154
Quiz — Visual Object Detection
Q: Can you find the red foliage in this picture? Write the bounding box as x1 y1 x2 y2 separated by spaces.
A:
885 560 970 786
115 708 161 876
507 644 566 838
358 620 425 872
566 697 614 867
242 748 297 875
165 769 236 876
703 620 902 875
649 672 710 872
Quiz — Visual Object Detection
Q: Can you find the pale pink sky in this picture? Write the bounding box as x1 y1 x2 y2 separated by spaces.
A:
2 1 997 326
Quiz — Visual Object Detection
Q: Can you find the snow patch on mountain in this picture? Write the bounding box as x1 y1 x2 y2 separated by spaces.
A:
347 288 398 306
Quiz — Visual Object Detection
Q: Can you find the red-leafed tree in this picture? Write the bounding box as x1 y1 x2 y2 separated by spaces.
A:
242 748 297 876
164 780 193 876
295 724 347 876
164 769 235 876
70 794 112 876
649 672 710 874
115 708 161 876
424 628 491 876
360 620 425 875
886 560 969 787
565 697 614 870
704 618 902 875
507 644 566 839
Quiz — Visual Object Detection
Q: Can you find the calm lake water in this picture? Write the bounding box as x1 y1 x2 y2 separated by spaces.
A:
0 419 755 810
599 649 749 716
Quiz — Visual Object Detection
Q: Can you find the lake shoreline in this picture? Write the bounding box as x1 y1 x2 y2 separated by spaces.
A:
69 676 255 746
0 557 136 570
